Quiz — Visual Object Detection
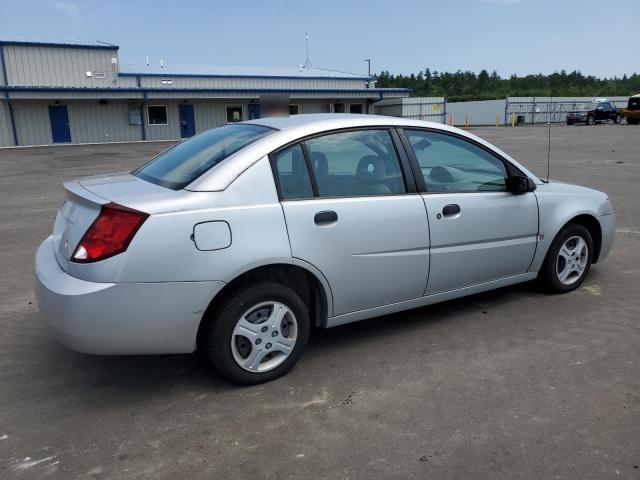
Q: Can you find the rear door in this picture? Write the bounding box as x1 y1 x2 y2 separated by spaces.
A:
271 129 430 316
401 128 538 294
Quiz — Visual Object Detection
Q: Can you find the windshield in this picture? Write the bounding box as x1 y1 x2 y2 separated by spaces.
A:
134 123 274 190
574 103 597 111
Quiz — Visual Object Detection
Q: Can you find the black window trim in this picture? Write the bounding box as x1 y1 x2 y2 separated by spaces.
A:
397 127 527 194
268 126 418 202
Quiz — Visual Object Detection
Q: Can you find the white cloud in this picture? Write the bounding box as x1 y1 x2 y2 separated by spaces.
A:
51 0 82 23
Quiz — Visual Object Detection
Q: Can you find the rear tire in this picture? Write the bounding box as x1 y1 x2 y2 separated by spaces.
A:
566 120 574 125
614 114 621 124
202 281 310 385
538 223 593 293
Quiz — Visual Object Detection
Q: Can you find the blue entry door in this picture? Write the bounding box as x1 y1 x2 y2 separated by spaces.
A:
178 104 196 138
247 103 260 120
48 106 71 143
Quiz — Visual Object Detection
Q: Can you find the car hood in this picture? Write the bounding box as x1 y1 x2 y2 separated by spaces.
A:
538 180 611 215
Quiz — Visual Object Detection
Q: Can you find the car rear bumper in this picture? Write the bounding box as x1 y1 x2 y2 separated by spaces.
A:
35 236 225 355
597 214 615 263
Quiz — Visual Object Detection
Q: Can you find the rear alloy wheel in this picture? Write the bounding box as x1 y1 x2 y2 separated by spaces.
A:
203 281 310 384
614 114 622 124
586 115 595 125
539 223 593 293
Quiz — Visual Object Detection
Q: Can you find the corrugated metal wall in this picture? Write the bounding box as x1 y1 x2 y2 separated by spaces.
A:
0 101 14 146
139 76 366 91
373 97 446 123
506 96 629 124
446 99 506 126
13 101 52 145
3 45 119 87
296 101 331 114
67 101 141 143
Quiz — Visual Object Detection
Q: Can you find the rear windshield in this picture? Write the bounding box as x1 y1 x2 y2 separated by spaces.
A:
134 123 274 190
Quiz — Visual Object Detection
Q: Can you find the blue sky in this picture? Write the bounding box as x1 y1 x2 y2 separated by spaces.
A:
1 0 638 78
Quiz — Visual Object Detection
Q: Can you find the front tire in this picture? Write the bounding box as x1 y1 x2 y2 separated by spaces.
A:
539 223 593 293
203 281 310 385
586 115 595 126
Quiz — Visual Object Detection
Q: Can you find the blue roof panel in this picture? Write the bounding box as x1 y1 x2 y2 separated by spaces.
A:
120 64 369 80
0 37 118 49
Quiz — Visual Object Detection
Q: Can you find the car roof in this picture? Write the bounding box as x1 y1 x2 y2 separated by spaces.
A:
187 114 541 191
244 113 420 131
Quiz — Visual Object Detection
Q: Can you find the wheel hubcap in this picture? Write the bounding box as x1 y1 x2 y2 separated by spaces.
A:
231 301 298 373
556 235 588 286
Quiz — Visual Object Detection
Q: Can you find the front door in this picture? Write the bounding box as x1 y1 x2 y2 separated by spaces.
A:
178 104 195 138
271 129 430 316
402 128 538 294
48 106 71 143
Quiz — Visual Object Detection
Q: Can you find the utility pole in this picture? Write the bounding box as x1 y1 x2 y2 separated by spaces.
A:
364 58 371 77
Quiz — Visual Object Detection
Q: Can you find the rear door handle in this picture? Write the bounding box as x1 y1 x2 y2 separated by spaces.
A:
442 204 460 217
314 210 338 225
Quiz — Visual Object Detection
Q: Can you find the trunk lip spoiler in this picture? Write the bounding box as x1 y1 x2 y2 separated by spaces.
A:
63 179 109 205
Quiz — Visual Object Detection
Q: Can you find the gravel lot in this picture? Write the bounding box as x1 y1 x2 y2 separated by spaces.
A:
0 125 638 479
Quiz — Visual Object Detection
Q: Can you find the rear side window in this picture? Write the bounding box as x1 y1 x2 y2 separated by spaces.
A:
405 129 508 193
134 124 273 190
273 144 314 200
304 129 405 197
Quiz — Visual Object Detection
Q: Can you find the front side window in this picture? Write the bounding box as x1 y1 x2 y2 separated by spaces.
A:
134 124 273 190
226 106 243 122
404 129 508 193
273 144 313 200
304 129 405 197
148 105 168 125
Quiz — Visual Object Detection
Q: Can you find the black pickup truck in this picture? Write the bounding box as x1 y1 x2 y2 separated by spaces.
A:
566 100 622 125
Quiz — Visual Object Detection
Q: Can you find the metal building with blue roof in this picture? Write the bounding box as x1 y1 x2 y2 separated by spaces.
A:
0 38 408 147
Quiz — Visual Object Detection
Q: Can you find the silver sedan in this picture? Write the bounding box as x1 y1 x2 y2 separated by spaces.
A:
35 114 615 384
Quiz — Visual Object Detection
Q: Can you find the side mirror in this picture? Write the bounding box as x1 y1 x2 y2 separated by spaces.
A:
507 175 536 194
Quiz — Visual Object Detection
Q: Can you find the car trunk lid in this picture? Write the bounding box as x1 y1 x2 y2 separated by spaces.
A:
52 172 170 270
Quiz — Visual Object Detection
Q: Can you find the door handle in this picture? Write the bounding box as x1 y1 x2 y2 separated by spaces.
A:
442 204 460 217
314 210 338 225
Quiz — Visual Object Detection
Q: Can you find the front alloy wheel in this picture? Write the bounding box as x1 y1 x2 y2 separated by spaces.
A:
556 236 589 286
539 223 593 293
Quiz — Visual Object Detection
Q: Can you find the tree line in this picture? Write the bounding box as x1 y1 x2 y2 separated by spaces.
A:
374 69 640 101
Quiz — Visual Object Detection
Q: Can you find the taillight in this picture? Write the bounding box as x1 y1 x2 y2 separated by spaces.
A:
72 203 149 263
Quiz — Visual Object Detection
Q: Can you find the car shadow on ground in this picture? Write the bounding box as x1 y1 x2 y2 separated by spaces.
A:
29 280 547 400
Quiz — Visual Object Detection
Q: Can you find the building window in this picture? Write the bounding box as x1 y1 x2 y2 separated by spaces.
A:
350 104 363 114
148 105 168 125
227 106 243 122
289 105 299 115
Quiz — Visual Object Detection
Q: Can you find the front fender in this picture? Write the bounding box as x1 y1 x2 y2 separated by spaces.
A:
529 182 611 272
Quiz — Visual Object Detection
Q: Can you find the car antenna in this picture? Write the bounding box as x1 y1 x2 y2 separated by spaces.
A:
546 101 552 182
